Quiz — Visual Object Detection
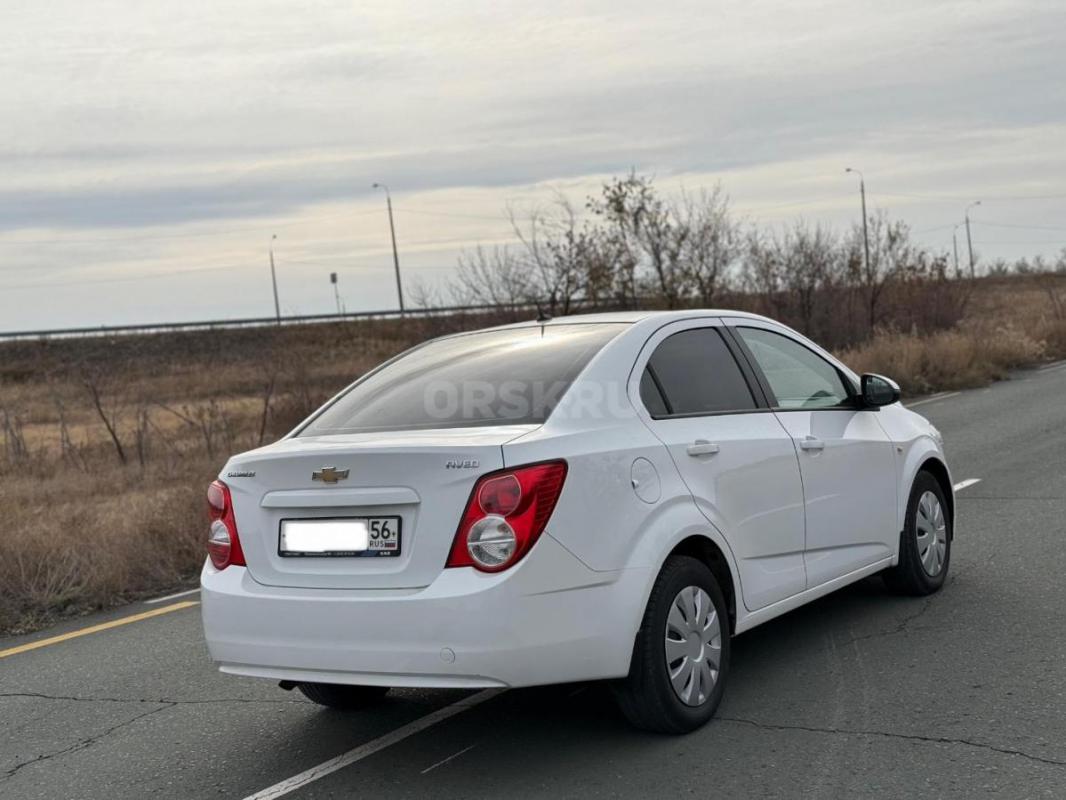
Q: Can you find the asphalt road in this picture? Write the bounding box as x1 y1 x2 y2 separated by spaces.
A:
3 362 1066 799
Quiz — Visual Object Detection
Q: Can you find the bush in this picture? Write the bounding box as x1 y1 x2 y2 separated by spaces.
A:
838 323 1045 395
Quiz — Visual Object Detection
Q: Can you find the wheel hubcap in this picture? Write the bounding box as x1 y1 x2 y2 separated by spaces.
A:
916 491 948 576
664 585 722 706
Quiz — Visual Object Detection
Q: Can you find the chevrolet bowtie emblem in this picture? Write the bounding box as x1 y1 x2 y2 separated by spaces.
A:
312 466 350 484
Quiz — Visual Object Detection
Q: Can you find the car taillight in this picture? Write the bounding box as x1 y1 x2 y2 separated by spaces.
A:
446 461 567 573
207 479 245 570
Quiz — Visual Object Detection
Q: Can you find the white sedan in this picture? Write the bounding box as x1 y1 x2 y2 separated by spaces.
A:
201 310 953 733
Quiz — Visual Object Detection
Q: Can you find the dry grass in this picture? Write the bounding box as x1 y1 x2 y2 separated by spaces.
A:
1 277 1064 634
839 322 1049 394
0 462 207 632
839 276 1066 393
0 308 534 634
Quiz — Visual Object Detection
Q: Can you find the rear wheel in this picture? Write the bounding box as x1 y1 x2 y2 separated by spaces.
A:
612 555 730 734
883 471 951 595
296 683 390 709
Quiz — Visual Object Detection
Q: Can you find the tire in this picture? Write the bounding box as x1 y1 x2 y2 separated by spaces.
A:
296 683 390 710
612 555 730 734
883 470 952 596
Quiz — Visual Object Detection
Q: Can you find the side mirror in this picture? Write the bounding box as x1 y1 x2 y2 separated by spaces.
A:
861 374 901 408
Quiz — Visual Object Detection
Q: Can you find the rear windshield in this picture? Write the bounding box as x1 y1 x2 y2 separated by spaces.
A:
299 323 627 435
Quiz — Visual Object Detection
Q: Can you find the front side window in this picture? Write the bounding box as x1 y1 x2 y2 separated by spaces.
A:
300 323 627 434
737 327 851 410
640 328 757 416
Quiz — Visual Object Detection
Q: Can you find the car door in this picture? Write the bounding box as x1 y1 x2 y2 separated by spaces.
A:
633 319 807 611
727 321 898 588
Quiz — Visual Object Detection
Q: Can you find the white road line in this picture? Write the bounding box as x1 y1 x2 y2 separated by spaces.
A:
420 743 479 775
1038 360 1066 371
953 478 981 492
907 391 961 408
144 588 200 605
242 688 503 799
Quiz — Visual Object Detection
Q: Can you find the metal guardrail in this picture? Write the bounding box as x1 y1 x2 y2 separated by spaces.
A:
0 301 554 342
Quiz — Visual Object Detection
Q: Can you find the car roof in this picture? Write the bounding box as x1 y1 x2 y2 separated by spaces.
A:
421 309 797 357
485 308 780 329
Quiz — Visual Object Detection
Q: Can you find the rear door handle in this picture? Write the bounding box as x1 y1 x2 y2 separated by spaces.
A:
687 440 720 457
799 436 825 452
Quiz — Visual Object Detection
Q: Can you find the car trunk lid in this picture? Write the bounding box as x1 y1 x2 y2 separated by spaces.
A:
224 426 535 589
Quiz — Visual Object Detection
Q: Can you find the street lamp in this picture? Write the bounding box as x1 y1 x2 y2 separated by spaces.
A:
330 271 343 314
845 168 871 278
964 201 981 279
372 182 405 314
269 234 281 324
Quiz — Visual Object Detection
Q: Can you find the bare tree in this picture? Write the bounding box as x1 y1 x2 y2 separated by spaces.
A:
987 257 1011 277
1 407 29 465
781 222 840 336
80 369 127 465
450 171 980 345
1034 267 1066 320
680 186 740 306
847 211 915 331
591 173 690 308
575 223 631 308
452 245 530 310
406 278 446 310
155 401 223 459
738 229 788 319
588 174 643 308
508 196 587 316
133 405 151 468
52 396 86 471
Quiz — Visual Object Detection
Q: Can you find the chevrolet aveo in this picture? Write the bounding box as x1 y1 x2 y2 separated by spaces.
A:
201 310 953 733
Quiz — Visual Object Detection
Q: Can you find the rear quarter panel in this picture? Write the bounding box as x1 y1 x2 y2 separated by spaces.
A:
505 423 678 572
501 318 738 575
505 422 745 642
502 320 746 632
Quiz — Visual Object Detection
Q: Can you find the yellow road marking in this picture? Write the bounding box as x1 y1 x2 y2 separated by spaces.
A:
0 601 199 660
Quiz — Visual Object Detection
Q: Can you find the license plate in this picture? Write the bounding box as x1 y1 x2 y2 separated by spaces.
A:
278 517 401 557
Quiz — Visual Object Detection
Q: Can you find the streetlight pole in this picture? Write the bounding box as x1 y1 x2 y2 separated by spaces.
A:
952 224 962 278
269 234 281 324
845 168 871 278
964 201 981 279
372 182 405 314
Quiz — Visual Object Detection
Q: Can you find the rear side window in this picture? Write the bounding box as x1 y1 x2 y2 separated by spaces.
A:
641 328 757 416
300 323 626 434
736 327 852 409
639 369 670 417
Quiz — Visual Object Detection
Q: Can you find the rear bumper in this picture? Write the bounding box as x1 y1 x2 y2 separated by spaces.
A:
201 534 652 689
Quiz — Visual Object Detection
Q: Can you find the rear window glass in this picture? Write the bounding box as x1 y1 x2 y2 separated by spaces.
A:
300 323 627 434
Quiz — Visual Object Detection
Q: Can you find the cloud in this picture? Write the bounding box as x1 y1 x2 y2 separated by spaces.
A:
1 0 1064 328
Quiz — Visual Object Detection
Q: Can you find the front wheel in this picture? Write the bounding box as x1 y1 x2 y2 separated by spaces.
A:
297 683 390 709
612 555 730 734
883 471 952 595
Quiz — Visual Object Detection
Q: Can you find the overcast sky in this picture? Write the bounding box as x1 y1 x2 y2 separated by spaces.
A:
2 0 1065 330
